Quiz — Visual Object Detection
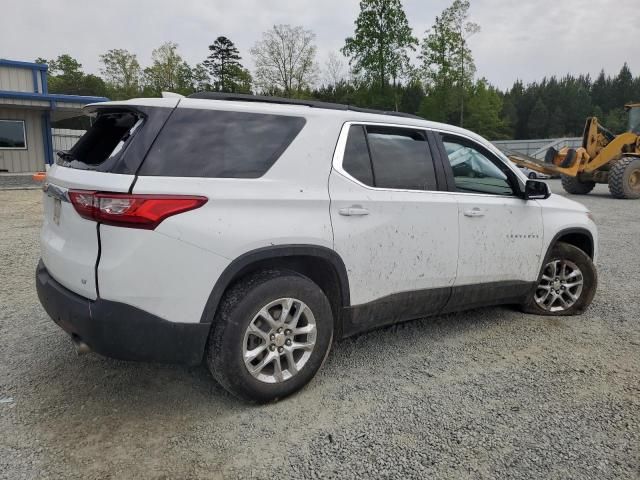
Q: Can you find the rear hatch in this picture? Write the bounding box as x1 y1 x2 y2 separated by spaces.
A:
41 99 178 299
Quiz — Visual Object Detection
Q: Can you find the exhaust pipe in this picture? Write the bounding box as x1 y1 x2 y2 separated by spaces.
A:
71 336 91 356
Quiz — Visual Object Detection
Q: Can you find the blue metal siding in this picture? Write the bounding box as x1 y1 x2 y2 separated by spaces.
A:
0 59 47 70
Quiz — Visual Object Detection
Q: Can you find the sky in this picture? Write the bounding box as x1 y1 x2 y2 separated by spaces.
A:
4 0 639 90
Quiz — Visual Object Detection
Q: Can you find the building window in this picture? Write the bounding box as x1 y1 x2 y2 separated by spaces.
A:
0 120 27 149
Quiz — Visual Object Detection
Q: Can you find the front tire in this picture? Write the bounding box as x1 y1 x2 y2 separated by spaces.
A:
608 157 640 199
206 270 334 402
522 242 597 316
561 174 596 195
528 172 537 179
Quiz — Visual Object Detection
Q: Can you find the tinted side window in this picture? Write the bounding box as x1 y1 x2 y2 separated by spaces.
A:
140 109 305 178
441 135 514 196
366 126 437 191
342 125 374 186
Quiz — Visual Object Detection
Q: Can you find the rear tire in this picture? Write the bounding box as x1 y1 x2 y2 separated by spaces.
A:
561 174 596 195
206 270 333 403
522 242 597 316
608 157 640 199
528 172 536 179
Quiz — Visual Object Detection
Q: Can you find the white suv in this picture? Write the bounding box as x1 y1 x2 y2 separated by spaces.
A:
36 93 598 402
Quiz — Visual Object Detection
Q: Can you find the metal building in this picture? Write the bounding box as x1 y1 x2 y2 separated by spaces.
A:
0 59 107 173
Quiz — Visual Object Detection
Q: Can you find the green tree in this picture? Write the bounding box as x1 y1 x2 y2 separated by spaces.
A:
420 0 479 126
99 49 142 99
464 79 506 139
500 94 517 138
143 42 194 96
591 70 612 112
527 98 549 138
564 84 592 134
203 36 249 92
547 106 565 137
604 108 627 134
226 64 253 94
398 77 425 115
251 24 317 96
191 63 213 92
612 63 634 107
342 0 417 92
418 83 456 122
36 54 107 97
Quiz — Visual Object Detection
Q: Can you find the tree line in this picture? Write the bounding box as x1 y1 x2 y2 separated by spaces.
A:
35 0 639 140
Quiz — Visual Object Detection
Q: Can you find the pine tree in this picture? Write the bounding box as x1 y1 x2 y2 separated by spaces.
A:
612 62 634 107
527 98 549 138
204 36 245 92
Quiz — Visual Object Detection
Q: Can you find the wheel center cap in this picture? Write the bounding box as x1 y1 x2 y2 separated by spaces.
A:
553 279 562 289
274 333 286 348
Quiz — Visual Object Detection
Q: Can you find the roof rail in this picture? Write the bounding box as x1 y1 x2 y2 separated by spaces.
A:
187 92 423 120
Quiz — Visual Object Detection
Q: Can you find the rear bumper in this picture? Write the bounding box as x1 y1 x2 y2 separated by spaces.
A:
36 260 210 365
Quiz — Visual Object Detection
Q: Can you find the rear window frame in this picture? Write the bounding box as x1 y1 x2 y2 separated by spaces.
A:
55 105 176 175
334 121 441 193
58 109 145 171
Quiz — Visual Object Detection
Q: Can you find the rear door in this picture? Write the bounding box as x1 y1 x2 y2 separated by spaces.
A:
329 123 459 332
41 101 177 300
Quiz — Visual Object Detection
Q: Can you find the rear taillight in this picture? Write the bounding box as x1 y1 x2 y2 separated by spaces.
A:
68 190 207 230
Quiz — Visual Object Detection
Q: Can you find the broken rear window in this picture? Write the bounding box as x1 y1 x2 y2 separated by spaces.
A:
58 111 142 170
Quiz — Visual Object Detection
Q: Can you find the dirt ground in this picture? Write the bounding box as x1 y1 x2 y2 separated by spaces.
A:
0 181 638 479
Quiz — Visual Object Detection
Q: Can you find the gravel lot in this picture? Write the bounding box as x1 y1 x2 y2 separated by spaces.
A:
1 180 638 479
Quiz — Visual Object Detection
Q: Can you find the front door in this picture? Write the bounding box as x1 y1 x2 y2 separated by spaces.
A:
436 132 544 308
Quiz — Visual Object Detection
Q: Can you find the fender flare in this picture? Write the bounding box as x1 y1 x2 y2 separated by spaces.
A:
541 227 594 268
199 245 350 324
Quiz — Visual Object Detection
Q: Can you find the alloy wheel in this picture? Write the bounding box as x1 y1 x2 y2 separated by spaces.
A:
242 298 317 383
534 259 584 312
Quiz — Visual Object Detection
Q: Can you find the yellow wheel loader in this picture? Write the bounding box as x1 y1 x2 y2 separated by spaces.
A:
508 103 640 199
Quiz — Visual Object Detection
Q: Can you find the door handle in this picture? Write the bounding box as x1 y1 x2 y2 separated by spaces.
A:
339 206 370 216
463 207 485 218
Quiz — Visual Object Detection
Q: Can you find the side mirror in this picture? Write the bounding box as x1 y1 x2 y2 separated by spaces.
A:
524 179 551 200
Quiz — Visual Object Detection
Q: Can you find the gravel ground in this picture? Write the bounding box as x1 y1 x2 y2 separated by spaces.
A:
0 180 638 479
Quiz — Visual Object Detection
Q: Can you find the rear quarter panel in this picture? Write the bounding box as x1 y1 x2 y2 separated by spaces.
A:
132 113 338 259
111 113 339 324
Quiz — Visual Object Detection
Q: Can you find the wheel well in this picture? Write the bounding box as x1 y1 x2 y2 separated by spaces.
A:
555 231 594 258
215 254 347 336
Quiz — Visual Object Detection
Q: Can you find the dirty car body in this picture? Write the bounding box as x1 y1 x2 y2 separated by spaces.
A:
36 93 598 401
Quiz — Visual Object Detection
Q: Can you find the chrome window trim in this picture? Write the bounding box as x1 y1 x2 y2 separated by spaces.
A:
331 121 526 199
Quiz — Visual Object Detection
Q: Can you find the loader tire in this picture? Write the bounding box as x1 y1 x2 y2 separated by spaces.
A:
545 147 558 164
560 174 595 195
608 157 640 199
559 149 577 168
